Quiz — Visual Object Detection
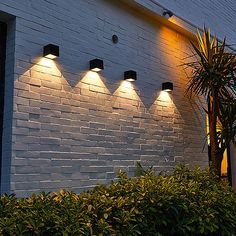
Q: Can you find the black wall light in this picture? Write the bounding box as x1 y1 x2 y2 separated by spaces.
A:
124 70 137 82
162 82 173 92
90 59 104 72
162 10 173 19
43 44 59 59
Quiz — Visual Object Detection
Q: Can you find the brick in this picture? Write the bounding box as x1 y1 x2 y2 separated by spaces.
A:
13 112 29 120
40 137 61 145
90 122 106 129
16 120 41 129
5 0 212 196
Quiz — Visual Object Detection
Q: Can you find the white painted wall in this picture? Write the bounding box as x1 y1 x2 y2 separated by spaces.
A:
0 0 210 196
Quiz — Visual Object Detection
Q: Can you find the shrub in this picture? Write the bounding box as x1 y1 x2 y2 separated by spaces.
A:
0 165 236 235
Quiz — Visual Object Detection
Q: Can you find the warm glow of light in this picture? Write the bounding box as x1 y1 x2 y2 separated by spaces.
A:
221 150 228 175
85 71 101 81
113 80 143 106
114 81 140 100
39 57 55 67
163 89 172 92
125 78 136 82
17 56 68 97
114 80 141 101
44 54 57 59
78 71 110 94
27 57 69 86
168 16 179 25
206 116 210 145
121 80 134 90
158 26 187 85
157 91 172 103
149 91 176 121
36 58 62 78
168 16 186 29
91 68 101 72
206 116 228 175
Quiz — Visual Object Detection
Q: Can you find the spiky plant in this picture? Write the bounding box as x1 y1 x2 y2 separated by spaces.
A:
184 28 236 177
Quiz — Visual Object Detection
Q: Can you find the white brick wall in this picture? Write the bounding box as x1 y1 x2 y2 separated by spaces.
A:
0 0 211 196
153 0 236 45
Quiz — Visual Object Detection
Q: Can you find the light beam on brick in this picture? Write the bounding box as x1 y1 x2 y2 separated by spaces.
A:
113 81 144 110
18 57 69 95
77 71 110 95
158 91 172 103
37 58 62 78
148 91 176 125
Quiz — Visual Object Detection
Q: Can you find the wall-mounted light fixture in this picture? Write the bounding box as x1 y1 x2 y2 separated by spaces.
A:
90 59 104 72
162 10 173 19
124 70 137 82
162 82 173 92
43 44 59 59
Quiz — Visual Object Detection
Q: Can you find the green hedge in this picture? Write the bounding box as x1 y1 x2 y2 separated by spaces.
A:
1 165 236 236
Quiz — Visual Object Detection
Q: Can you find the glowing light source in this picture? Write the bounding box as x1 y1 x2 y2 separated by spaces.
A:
124 70 137 82
90 59 104 72
43 44 59 59
158 91 172 102
36 57 62 78
113 80 142 103
162 82 173 92
78 71 111 95
162 10 173 19
121 80 134 89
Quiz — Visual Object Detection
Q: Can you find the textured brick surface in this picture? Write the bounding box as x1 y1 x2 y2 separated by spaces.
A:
153 0 236 45
0 0 213 196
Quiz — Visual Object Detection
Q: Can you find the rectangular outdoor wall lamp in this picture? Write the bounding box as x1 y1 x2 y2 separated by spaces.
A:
90 59 104 72
124 70 137 82
162 82 173 92
43 44 59 59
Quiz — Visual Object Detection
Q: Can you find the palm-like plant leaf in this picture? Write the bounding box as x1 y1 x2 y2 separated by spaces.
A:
183 28 236 176
184 31 236 99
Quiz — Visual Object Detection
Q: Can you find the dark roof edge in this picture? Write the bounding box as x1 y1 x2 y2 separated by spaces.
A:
121 0 236 51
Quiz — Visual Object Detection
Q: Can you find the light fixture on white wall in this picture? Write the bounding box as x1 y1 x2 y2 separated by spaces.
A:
162 82 173 92
43 44 59 59
124 70 137 82
90 59 104 72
